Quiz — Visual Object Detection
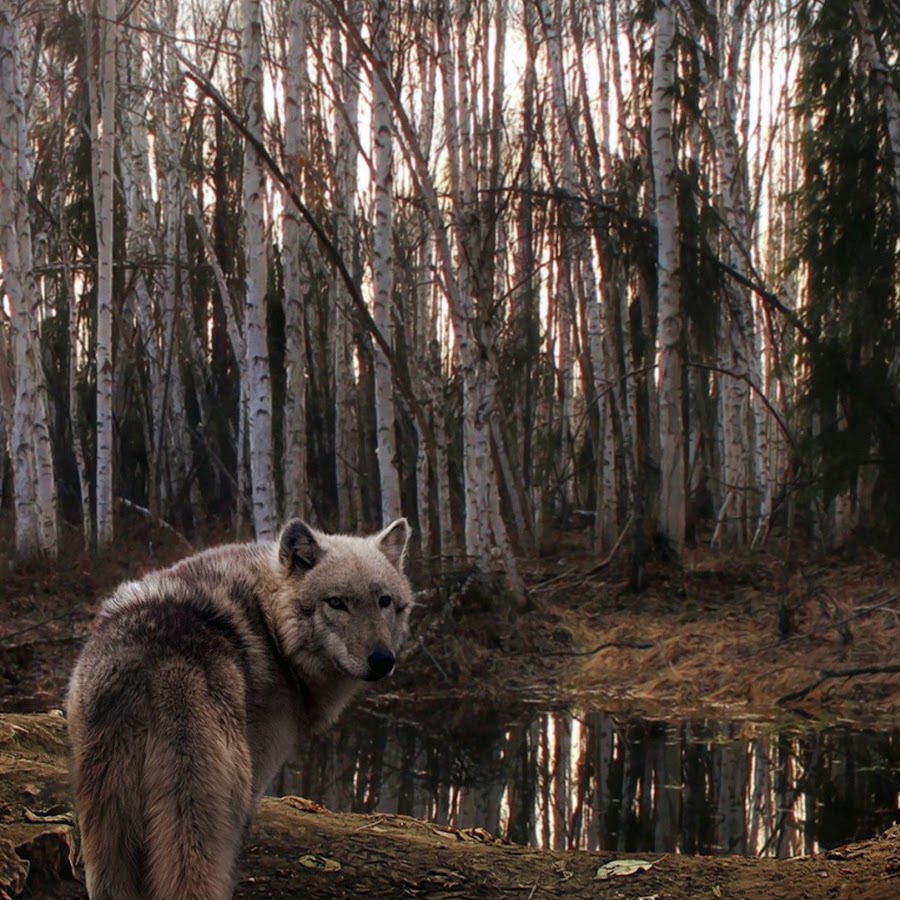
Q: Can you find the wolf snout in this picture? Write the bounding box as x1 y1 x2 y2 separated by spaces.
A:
366 650 396 680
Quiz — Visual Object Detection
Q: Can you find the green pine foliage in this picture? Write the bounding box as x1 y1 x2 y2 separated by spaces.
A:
794 0 900 546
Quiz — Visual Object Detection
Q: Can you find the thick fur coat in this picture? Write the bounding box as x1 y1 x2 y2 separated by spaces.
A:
67 518 413 900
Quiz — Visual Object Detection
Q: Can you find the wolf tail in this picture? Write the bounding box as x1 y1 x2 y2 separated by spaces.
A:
75 734 146 900
141 664 252 900
77 667 252 900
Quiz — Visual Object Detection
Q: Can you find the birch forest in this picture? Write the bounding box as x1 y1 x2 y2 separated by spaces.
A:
1 0 899 584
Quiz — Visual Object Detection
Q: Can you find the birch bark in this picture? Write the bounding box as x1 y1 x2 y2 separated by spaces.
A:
118 14 168 518
87 0 117 548
332 2 362 532
0 5 59 561
651 0 686 558
693 0 756 547
241 0 276 540
153 0 194 524
371 0 401 525
537 0 577 516
282 0 311 520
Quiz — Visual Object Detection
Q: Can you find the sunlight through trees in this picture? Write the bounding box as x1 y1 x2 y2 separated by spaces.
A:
0 0 898 576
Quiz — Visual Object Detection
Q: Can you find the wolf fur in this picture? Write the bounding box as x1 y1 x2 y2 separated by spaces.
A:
67 518 413 900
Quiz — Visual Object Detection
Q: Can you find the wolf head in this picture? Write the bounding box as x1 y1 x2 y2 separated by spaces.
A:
271 518 414 684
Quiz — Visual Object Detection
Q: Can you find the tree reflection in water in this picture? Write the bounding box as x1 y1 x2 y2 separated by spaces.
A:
273 705 899 857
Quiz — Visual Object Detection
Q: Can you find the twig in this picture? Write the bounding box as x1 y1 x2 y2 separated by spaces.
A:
585 515 633 577
541 639 654 658
533 515 633 591
740 590 898 660
777 664 900 705
0 610 80 644
118 497 194 550
415 637 451 683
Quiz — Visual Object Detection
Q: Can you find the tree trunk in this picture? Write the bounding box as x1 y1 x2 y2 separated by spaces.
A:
88 0 117 548
331 2 363 532
651 0 686 559
0 5 59 562
241 0 276 541
281 0 311 521
371 0 402 526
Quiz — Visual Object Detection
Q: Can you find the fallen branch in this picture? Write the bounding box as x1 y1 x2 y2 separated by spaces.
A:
585 515 634 577
533 515 633 591
0 610 80 644
118 498 194 550
541 639 654 658
777 664 900 705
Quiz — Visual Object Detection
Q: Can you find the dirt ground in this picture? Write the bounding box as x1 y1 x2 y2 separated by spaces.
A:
1 713 899 899
1 515 899 897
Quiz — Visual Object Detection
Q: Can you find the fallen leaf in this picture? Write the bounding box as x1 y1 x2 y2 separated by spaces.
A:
298 854 341 872
552 859 573 881
594 858 658 880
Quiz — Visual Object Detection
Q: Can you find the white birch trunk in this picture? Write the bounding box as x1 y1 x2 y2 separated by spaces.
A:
282 0 311 520
88 0 117 548
371 0 402 526
332 4 362 532
118 18 165 516
61 217 93 547
0 6 59 561
241 0 276 540
651 0 686 557
537 0 576 515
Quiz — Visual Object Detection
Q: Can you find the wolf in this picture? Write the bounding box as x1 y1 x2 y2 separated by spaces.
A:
67 517 413 900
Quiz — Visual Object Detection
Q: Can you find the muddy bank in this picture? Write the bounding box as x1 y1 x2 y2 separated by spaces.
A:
1 713 898 899
404 544 900 729
2 515 899 728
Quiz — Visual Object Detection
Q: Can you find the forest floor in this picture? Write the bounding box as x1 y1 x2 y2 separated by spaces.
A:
1 513 899 897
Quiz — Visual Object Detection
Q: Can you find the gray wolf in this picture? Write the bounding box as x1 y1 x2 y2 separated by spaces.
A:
67 518 413 900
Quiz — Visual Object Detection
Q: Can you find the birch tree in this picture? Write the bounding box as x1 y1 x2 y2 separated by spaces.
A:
281 0 312 520
86 0 118 547
651 0 686 558
152 0 195 525
331 0 363 532
241 0 277 540
0 4 59 561
370 0 402 526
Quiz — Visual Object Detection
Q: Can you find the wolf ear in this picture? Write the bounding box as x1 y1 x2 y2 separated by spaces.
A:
374 518 410 571
279 520 322 573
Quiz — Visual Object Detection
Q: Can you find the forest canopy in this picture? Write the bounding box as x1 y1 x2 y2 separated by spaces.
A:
0 0 898 581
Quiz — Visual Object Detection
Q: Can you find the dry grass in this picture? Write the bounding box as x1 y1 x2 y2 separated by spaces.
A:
524 544 900 725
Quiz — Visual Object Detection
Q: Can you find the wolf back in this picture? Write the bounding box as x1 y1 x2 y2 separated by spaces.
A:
67 518 413 900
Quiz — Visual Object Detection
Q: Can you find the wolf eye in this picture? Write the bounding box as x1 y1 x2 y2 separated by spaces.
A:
378 594 393 609
325 597 348 612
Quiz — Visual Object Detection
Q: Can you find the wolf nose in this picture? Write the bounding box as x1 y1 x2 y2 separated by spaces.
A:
367 650 396 680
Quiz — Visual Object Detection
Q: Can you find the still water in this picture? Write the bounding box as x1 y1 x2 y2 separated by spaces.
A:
273 701 899 858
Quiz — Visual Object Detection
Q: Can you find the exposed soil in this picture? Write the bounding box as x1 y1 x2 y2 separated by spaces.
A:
1 712 899 899
1 514 899 897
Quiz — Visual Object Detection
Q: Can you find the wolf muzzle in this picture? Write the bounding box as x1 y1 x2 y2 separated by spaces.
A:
366 650 396 680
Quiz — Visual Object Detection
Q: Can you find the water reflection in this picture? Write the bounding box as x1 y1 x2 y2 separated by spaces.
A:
273 704 900 857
